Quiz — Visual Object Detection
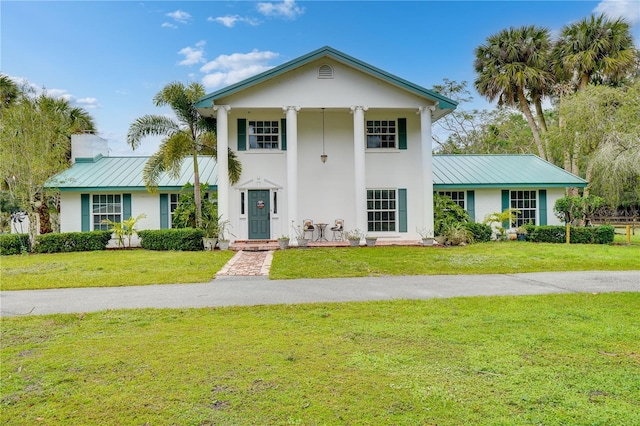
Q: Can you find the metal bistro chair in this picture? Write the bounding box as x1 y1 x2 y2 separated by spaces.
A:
331 219 344 241
303 219 315 240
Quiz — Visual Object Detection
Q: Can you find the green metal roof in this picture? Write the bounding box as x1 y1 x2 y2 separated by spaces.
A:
46 156 219 192
195 46 458 115
433 155 588 189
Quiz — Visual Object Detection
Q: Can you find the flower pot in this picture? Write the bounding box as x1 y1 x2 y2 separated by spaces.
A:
365 237 377 247
278 239 290 249
348 238 360 247
296 238 309 248
422 237 434 246
517 233 527 241
202 237 217 251
218 240 230 251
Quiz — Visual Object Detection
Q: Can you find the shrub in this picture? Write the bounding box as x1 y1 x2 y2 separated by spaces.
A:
139 228 204 251
438 222 474 246
464 222 492 243
0 234 30 255
527 225 615 244
434 194 470 236
33 231 112 253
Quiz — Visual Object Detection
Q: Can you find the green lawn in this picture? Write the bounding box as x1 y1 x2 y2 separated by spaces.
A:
1 242 638 290
2 293 638 425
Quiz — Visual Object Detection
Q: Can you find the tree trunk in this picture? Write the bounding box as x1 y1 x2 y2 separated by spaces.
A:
583 161 594 198
517 87 546 160
192 150 202 229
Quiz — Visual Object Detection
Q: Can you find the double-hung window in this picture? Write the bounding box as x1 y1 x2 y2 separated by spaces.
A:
366 120 396 149
511 190 536 226
248 120 279 149
367 189 396 232
169 194 180 227
438 191 465 209
92 194 121 230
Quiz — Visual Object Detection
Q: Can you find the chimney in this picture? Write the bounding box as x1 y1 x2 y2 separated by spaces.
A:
70 133 109 163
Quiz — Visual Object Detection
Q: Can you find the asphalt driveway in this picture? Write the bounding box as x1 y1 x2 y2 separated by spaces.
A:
2 270 638 317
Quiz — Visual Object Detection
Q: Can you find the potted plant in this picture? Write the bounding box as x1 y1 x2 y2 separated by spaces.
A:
217 218 234 251
292 221 309 247
345 228 363 247
277 234 290 250
483 209 520 241
365 234 377 247
417 227 434 246
200 214 220 251
515 226 528 241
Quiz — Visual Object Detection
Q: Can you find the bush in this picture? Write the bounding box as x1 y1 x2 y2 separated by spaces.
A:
0 234 30 255
527 225 615 244
464 222 492 243
34 231 112 253
438 222 474 246
139 228 204 251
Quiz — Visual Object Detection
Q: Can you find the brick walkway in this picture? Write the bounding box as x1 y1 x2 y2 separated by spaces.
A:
216 250 273 277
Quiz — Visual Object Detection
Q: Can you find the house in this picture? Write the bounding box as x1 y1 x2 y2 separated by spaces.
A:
47 47 586 240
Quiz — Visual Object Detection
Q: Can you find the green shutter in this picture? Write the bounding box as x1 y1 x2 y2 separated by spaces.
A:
81 194 90 232
467 190 476 222
539 190 547 226
398 188 407 232
501 190 510 228
398 118 407 150
237 118 247 151
123 194 132 220
281 118 287 151
160 194 169 229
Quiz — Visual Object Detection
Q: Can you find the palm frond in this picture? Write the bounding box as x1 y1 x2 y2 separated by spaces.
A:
127 115 180 150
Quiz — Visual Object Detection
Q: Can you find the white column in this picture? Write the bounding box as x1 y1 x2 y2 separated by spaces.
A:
284 106 300 239
214 105 231 224
419 105 436 234
351 105 368 235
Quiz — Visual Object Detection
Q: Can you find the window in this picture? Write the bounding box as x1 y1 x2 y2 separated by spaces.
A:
248 120 279 149
511 190 536 226
169 194 180 227
367 189 396 232
366 120 396 149
92 194 121 230
438 191 465 209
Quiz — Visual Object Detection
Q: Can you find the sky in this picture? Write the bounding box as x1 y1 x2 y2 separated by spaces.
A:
2 0 639 156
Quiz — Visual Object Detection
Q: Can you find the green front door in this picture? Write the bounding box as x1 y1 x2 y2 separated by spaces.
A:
248 190 270 239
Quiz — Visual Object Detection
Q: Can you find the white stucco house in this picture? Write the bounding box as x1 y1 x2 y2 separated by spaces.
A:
46 47 587 241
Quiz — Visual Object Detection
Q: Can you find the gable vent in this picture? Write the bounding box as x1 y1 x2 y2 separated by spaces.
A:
318 64 334 79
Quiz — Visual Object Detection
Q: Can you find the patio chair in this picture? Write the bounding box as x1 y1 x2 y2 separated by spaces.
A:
303 219 315 240
331 219 344 241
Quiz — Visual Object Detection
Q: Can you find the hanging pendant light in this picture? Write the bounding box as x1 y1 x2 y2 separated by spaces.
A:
320 108 328 163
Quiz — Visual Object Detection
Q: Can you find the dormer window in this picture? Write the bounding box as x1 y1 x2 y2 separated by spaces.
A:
318 64 334 79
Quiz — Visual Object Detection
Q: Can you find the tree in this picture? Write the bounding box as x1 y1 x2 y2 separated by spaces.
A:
0 84 95 242
474 25 554 160
127 82 242 227
0 73 19 112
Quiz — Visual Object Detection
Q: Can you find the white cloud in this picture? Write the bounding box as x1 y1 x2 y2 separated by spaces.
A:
161 22 177 29
178 41 207 66
210 15 260 28
166 9 192 24
256 0 304 19
76 97 99 109
593 0 640 25
200 49 280 89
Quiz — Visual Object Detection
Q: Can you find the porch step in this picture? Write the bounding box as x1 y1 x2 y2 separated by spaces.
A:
230 240 279 252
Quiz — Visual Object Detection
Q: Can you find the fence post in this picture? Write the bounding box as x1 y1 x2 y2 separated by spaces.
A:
627 225 631 245
566 223 571 244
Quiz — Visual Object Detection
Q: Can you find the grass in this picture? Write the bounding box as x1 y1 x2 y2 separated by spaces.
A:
2 293 639 425
270 242 640 279
0 249 235 291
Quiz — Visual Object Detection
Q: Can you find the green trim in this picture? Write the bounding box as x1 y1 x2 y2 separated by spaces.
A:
160 194 169 229
196 46 457 112
433 183 587 189
281 118 287 151
81 194 90 232
75 154 103 163
398 118 407 150
56 185 218 192
501 190 509 228
123 193 132 220
398 188 407 232
539 190 547 226
237 118 247 151
466 190 475 222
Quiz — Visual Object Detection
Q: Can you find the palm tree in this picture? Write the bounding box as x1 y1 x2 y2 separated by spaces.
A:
127 81 242 227
474 26 554 160
553 14 637 92
0 73 19 112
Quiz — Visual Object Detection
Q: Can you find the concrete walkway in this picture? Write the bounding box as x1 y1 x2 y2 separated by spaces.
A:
1 270 638 317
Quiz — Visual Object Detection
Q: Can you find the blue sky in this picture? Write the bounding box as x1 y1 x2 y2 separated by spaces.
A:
3 0 639 156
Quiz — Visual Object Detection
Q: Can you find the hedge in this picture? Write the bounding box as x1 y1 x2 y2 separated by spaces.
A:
34 231 112 253
0 234 31 255
464 222 492 243
138 228 204 251
527 225 615 244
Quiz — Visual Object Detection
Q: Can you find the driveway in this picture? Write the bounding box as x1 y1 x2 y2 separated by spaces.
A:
1 270 638 317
